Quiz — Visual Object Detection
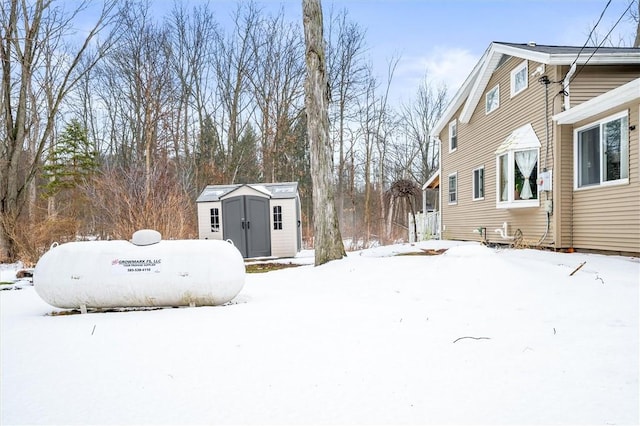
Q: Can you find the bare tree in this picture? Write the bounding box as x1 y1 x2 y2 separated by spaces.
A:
248 7 305 183
166 2 219 195
400 75 447 184
634 0 640 47
0 0 117 262
127 4 172 194
326 7 367 222
302 0 345 265
355 68 379 245
211 2 259 183
374 57 399 242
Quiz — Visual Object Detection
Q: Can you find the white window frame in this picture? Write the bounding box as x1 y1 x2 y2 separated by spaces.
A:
472 166 484 201
486 84 500 114
574 111 629 190
273 205 283 230
210 207 220 232
448 172 457 205
449 120 458 152
510 61 528 97
496 148 540 209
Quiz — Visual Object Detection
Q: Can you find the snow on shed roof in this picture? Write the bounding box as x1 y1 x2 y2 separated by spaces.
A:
196 182 299 202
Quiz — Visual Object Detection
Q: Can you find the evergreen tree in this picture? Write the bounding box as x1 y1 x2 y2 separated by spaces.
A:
234 124 261 184
43 120 98 197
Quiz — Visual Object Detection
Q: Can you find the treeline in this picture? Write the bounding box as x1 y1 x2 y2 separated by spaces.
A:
0 0 446 263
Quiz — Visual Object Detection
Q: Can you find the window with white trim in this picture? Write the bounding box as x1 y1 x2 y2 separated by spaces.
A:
575 111 629 189
510 61 528 97
449 120 458 152
448 172 457 204
473 166 484 200
495 124 541 208
486 85 499 114
497 149 539 207
210 208 220 232
273 205 283 230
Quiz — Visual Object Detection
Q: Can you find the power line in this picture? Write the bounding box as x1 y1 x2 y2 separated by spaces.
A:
568 0 612 72
568 0 636 85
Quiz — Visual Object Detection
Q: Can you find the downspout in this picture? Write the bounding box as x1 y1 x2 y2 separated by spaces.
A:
538 74 552 246
563 64 577 251
436 137 442 240
563 64 576 112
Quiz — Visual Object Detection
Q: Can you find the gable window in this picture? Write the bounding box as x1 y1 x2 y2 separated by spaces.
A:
449 120 458 152
473 166 484 200
575 111 629 189
210 208 220 232
448 172 457 204
510 61 528 97
486 85 499 114
495 123 541 208
273 205 283 230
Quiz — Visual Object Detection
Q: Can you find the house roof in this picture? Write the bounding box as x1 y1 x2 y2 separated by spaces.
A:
432 42 640 136
196 182 299 202
422 170 440 190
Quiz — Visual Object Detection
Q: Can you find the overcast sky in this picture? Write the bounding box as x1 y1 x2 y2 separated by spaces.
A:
181 0 637 104
89 0 637 106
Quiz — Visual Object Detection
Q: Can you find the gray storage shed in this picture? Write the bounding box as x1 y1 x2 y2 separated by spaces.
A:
196 182 302 258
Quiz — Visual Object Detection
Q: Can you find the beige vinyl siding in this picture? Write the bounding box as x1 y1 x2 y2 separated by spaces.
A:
269 199 298 258
197 201 224 240
569 102 640 254
556 123 574 249
568 65 640 107
441 57 559 246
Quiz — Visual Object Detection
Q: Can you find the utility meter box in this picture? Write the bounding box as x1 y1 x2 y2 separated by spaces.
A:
538 170 552 192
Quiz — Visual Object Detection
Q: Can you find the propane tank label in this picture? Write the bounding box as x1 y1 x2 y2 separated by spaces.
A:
111 258 162 275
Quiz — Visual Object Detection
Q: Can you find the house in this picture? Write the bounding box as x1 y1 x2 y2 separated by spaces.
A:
430 42 640 255
196 182 302 258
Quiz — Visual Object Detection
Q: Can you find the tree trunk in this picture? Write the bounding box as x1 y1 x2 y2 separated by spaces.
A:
302 0 345 266
0 0 116 262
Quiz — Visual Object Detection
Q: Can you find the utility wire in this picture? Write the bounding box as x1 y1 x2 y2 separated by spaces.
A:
568 0 636 85
568 0 612 71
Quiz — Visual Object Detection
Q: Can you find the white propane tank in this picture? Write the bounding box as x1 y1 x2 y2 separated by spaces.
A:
34 231 245 309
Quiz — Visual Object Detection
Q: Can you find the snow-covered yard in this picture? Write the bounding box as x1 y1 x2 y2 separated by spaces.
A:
1 241 638 425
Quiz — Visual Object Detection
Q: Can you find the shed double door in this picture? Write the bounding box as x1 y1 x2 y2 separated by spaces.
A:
222 196 271 258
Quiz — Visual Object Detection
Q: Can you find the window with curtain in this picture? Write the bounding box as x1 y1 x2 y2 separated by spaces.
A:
497 149 538 206
576 112 628 188
499 154 508 202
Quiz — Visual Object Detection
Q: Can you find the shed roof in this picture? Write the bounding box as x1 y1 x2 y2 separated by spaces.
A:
196 182 299 202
